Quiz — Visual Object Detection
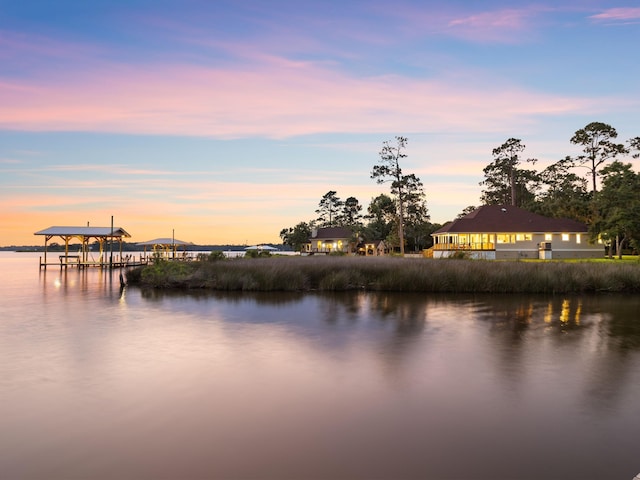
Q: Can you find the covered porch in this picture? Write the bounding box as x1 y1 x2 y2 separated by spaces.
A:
432 233 496 252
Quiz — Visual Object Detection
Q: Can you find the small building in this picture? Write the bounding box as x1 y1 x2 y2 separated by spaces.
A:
431 205 603 260
358 239 389 256
305 227 353 254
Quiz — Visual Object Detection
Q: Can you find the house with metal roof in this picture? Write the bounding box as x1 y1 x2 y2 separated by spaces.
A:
431 205 603 260
304 227 354 254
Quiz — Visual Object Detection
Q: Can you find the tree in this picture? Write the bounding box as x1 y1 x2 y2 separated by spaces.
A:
480 138 538 207
371 136 425 255
629 136 640 158
570 122 628 192
401 174 430 251
315 191 343 227
279 222 312 251
363 194 395 242
456 206 477 219
338 196 363 229
591 162 640 258
535 156 591 223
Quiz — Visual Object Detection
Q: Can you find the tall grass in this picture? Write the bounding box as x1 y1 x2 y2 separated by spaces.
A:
126 256 640 293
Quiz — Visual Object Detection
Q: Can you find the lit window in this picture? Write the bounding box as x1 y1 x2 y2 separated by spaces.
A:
516 234 532 241
576 234 581 244
562 234 569 241
545 234 552 241
497 234 515 244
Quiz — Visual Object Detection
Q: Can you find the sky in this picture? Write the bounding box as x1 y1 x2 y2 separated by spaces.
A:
1 0 639 246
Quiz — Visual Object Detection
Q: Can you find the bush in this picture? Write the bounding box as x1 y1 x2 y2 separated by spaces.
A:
244 249 271 258
207 251 226 261
447 250 472 260
139 260 195 287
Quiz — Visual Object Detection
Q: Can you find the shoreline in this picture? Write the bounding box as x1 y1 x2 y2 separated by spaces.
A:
125 256 640 294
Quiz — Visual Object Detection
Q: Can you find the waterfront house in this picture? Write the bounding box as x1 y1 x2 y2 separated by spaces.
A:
431 205 603 260
305 227 353 254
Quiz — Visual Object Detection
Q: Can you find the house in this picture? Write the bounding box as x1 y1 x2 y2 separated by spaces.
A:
305 227 353 254
431 205 603 260
358 239 389 256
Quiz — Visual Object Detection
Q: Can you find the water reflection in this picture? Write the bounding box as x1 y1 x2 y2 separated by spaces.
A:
135 288 640 355
39 266 127 301
9 263 639 479
465 293 640 418
367 293 427 335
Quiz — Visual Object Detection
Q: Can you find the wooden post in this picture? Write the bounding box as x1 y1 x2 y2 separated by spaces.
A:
110 215 114 269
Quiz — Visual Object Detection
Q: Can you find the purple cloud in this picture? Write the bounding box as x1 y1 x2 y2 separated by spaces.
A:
443 6 547 43
590 7 640 22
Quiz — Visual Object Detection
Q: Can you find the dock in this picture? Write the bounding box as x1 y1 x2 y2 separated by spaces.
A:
39 252 198 269
34 224 199 270
39 253 154 269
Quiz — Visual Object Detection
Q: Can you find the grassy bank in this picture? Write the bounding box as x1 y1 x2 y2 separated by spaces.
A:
125 256 640 294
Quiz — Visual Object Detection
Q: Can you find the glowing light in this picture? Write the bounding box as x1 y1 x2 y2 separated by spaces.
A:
560 299 570 323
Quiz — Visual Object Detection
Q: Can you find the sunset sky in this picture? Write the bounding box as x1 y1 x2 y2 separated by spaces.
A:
1 1 639 246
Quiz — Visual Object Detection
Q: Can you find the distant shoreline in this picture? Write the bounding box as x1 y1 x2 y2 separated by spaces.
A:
1 245 287 254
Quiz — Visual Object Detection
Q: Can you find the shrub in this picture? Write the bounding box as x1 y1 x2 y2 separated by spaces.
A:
447 250 472 260
207 251 226 261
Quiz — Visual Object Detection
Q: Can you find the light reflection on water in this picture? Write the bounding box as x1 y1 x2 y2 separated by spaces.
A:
1 253 640 479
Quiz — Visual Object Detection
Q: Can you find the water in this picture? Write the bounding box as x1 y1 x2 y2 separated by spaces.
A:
1 252 640 479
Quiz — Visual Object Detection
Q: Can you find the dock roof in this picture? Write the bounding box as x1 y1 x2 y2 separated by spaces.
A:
34 226 131 238
136 237 193 246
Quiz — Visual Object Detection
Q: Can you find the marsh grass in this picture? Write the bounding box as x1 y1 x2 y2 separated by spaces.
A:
127 256 640 293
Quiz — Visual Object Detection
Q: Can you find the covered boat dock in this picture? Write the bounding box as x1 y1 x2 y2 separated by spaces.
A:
136 237 195 261
34 226 146 269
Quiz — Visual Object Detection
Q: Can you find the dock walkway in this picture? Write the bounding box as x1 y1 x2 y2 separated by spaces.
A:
39 253 198 269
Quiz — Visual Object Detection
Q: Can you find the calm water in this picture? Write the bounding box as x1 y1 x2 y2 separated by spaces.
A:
1 252 640 480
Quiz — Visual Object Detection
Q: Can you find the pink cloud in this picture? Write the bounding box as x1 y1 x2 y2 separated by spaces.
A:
447 8 533 42
386 5 549 44
0 30 103 63
590 7 640 21
0 54 595 140
0 157 21 164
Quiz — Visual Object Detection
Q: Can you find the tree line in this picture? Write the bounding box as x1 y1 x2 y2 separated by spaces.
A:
280 122 640 257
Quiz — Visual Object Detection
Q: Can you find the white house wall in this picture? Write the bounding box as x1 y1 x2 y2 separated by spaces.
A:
495 233 602 259
434 232 602 260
